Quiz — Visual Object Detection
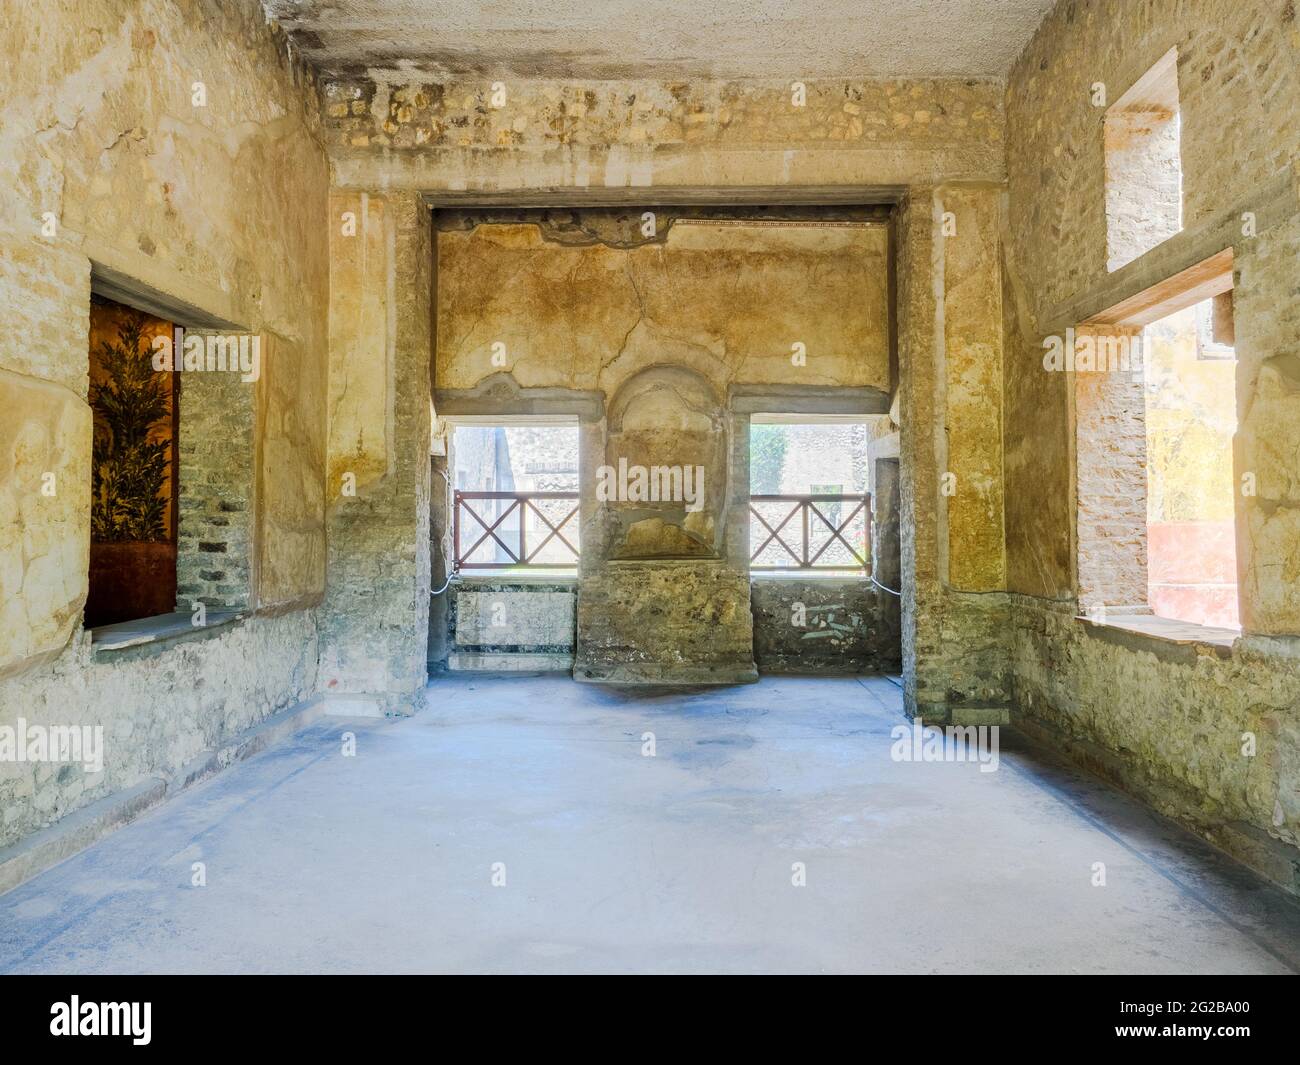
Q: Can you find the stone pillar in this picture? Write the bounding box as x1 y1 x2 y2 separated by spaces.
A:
897 187 944 718
1234 214 1300 639
318 191 433 714
897 184 1011 723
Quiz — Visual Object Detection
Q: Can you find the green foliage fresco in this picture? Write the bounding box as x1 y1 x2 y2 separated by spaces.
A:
90 310 171 542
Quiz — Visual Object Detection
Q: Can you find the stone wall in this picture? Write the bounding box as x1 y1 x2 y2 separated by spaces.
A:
434 208 895 684
0 609 318 850
897 187 1013 723
323 78 1004 194
1011 596 1300 892
176 350 255 610
751 578 900 674
0 0 329 845
1002 0 1300 890
315 63 1009 705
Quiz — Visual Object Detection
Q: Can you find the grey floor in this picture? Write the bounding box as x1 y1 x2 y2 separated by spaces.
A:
2 674 1299 974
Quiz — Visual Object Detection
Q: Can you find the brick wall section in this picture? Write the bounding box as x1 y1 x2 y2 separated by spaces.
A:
176 348 255 610
1005 0 1297 316
1074 329 1148 611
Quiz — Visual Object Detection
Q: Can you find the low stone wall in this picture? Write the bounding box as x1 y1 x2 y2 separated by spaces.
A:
445 580 576 671
751 577 900 675
575 561 757 684
1010 594 1300 895
0 609 318 850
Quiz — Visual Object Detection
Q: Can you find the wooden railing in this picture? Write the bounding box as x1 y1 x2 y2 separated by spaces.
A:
749 494 870 570
454 490 580 569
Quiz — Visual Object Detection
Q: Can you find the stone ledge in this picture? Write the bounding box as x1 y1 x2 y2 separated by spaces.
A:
0 694 327 897
1077 613 1236 662
452 573 577 587
90 609 246 654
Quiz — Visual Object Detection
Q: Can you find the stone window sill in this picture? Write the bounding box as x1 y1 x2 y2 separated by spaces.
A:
751 571 869 581
1076 613 1238 652
451 571 577 586
90 609 245 655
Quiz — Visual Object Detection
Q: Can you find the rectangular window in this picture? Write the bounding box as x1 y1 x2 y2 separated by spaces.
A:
449 419 580 571
1105 48 1183 272
1143 296 1239 629
85 283 256 635
748 418 870 572
1075 253 1239 633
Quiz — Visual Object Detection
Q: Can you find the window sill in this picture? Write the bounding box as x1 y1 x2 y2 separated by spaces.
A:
1076 613 1237 654
90 609 246 655
452 571 577 586
751 571 869 581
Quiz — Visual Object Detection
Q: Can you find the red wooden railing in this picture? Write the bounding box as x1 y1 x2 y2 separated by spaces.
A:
454 490 580 569
749 494 870 570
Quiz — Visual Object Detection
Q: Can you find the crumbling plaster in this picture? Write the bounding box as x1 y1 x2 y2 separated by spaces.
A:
431 210 894 682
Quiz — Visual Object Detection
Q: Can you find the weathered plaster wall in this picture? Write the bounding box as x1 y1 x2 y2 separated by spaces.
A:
436 216 890 396
1004 0 1299 612
318 190 433 713
1144 306 1239 628
436 211 891 682
0 0 329 844
321 72 1008 698
1003 0 1300 890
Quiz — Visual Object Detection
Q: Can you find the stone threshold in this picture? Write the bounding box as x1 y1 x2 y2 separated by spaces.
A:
90 609 245 653
0 693 327 897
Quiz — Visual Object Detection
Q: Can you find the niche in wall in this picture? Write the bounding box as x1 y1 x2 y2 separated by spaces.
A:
603 366 726 560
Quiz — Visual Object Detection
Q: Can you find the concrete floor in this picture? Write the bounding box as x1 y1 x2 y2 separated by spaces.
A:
2 674 1299 974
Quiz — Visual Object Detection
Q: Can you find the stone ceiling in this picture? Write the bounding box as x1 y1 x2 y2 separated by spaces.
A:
263 0 1060 80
